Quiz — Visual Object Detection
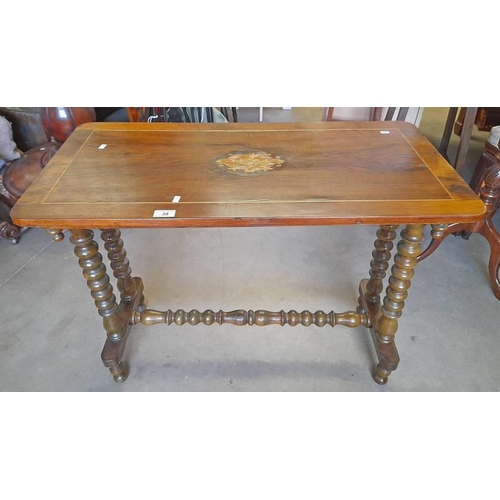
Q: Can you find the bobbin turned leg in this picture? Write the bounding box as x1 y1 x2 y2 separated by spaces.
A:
69 229 143 383
371 224 425 384
358 225 399 383
100 229 143 303
365 225 399 305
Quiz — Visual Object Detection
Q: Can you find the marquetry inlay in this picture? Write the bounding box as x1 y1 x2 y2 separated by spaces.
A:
212 150 285 175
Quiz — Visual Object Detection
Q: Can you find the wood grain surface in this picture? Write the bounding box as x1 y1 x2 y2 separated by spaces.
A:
11 121 486 228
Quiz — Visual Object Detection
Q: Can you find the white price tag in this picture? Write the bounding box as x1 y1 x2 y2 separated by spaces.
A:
172 195 181 203
153 210 176 218
98 144 107 149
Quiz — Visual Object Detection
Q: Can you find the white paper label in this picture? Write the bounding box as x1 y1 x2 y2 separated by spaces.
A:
153 210 176 218
98 144 107 149
380 131 390 134
172 196 181 203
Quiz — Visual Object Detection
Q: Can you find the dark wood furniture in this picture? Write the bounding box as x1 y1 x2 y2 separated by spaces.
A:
11 122 486 385
40 107 96 145
455 107 500 135
438 107 500 173
0 142 58 242
419 138 500 299
0 107 96 243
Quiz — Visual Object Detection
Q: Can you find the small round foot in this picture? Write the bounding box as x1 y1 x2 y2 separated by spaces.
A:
109 361 129 383
373 364 390 385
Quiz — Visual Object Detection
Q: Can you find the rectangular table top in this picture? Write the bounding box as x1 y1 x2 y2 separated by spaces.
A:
11 121 486 228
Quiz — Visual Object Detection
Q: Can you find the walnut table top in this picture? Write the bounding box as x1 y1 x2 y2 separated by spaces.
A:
11 121 486 229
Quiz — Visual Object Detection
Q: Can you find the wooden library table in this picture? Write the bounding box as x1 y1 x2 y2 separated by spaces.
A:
11 122 486 385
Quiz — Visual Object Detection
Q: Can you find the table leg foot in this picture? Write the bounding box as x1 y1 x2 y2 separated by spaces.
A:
109 361 129 383
101 330 130 383
359 279 400 384
371 330 400 385
373 365 390 385
101 277 144 383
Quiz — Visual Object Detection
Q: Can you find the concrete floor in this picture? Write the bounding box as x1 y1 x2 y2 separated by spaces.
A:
1 107 499 391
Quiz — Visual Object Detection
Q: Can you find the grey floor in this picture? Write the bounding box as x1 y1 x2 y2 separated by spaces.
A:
1 107 499 391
